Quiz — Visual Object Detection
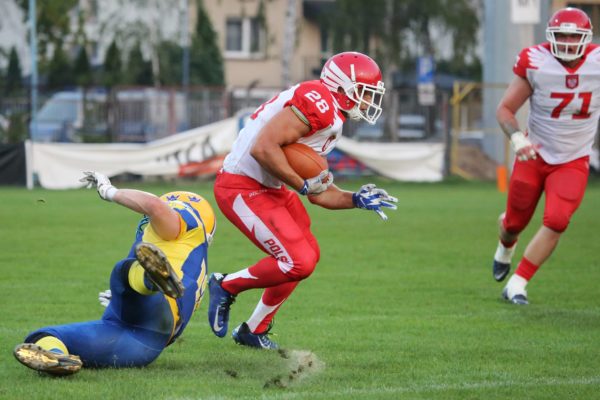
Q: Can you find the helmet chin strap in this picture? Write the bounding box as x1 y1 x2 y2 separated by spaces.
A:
347 106 364 121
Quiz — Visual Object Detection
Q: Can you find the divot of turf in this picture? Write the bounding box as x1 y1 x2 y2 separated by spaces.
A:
264 349 324 389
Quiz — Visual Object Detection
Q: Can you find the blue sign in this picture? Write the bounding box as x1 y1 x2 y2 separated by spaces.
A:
417 56 435 84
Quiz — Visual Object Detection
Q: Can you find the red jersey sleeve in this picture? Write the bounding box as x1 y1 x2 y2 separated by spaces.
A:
513 47 534 78
285 81 336 136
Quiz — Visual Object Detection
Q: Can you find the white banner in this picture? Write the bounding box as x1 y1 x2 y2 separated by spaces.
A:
32 117 238 189
336 138 444 181
31 117 444 189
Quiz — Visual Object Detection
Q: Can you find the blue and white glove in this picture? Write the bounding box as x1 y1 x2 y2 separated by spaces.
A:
299 170 334 195
352 183 398 220
80 171 118 201
98 289 111 308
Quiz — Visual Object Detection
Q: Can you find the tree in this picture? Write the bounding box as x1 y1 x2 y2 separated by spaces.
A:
127 42 153 85
103 40 123 87
5 47 23 94
16 0 78 64
73 46 92 86
327 0 480 74
157 41 182 85
46 44 73 89
189 0 224 85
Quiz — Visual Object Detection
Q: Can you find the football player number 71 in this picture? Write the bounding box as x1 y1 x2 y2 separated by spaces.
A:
550 91 592 119
305 90 330 114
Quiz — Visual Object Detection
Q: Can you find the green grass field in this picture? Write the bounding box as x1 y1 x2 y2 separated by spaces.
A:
1 178 599 399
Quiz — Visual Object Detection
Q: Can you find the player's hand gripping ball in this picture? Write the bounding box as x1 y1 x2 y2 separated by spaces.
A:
283 143 333 195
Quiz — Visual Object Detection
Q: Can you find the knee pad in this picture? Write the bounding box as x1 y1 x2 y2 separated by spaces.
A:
286 250 318 281
504 179 541 233
543 212 569 233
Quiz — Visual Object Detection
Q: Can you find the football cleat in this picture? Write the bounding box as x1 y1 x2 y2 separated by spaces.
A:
232 322 279 350
207 273 236 338
135 242 184 299
502 287 529 305
14 343 82 376
493 260 511 282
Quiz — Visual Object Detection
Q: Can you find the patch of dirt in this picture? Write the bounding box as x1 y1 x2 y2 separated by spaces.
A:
457 144 500 181
264 350 325 389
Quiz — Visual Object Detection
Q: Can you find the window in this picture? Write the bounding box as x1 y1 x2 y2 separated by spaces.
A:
225 17 265 58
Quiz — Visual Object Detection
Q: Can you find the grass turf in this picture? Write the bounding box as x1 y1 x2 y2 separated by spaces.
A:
1 177 599 399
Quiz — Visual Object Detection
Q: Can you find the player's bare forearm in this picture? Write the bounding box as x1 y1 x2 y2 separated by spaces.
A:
307 185 354 209
497 113 521 139
113 189 180 240
252 144 305 191
251 107 311 191
496 75 532 138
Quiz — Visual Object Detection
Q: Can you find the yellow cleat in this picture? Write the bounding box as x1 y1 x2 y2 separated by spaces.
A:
135 242 184 299
14 343 82 376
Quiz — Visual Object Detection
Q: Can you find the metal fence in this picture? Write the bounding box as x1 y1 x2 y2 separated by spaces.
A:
0 86 232 143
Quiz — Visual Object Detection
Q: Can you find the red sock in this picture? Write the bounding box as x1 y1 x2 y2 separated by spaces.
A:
515 257 540 281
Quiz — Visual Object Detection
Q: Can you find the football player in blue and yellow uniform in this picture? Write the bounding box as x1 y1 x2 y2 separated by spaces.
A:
13 171 215 376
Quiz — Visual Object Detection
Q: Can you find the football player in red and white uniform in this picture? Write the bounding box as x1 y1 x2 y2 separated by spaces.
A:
208 52 397 348
493 7 599 305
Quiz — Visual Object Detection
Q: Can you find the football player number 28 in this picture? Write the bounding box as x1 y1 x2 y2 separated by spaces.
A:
305 90 330 113
550 91 592 119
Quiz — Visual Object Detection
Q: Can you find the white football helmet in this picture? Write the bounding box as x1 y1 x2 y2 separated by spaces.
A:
546 7 593 61
320 52 385 125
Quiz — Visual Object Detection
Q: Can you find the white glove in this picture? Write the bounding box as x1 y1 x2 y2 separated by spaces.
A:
299 170 334 195
510 131 537 161
98 289 111 308
80 171 118 201
352 183 398 220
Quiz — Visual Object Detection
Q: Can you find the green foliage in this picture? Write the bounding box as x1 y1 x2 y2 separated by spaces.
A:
190 0 224 85
1 179 600 399
73 47 92 87
126 43 153 85
328 0 480 77
157 41 182 86
5 47 23 94
1 112 28 143
16 0 78 64
102 40 123 87
45 44 72 89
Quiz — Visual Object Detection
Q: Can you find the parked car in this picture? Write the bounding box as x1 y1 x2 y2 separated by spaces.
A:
30 89 188 143
30 91 106 142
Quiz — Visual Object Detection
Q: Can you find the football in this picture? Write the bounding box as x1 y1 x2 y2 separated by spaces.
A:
282 143 328 179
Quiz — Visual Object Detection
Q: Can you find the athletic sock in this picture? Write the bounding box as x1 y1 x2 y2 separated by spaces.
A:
515 257 540 281
128 261 155 295
494 240 517 263
505 274 528 297
35 336 68 355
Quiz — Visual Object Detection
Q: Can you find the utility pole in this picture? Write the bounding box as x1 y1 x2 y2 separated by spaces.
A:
181 0 190 130
281 0 297 89
27 0 37 189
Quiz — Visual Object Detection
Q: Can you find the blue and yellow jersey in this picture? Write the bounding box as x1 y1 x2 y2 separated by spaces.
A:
129 199 209 344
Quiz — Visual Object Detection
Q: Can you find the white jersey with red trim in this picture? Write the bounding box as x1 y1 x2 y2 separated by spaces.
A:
222 80 345 188
514 42 600 164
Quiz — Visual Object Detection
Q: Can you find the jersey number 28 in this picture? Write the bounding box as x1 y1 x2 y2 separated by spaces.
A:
305 90 330 113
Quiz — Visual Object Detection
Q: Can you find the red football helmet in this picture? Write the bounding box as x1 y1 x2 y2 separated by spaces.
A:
546 7 593 61
320 52 385 124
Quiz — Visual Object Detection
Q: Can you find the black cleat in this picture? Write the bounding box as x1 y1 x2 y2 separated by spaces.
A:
502 287 529 305
493 260 511 282
14 343 82 376
135 242 184 299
